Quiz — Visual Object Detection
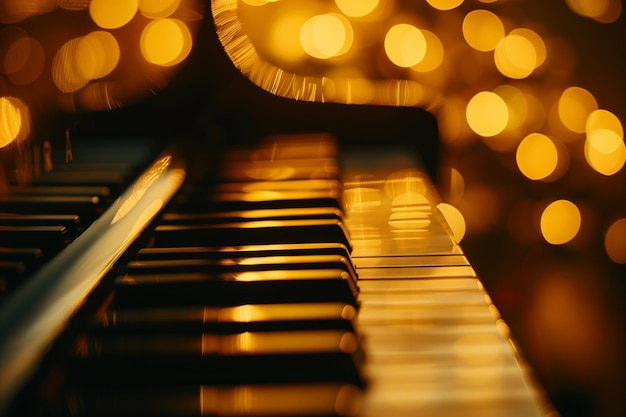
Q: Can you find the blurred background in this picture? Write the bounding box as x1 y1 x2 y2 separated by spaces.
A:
1 1 624 416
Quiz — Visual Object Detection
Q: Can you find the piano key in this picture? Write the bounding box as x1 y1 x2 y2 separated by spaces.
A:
94 302 358 333
0 225 70 253
0 214 82 237
63 383 363 417
135 242 352 261
125 254 356 281
356 265 477 279
0 195 104 225
68 330 365 386
159 206 344 223
6 185 112 203
151 219 352 250
352 254 470 268
113 269 359 307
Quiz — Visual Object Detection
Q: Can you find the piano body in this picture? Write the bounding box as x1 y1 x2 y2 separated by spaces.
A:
0 0 574 416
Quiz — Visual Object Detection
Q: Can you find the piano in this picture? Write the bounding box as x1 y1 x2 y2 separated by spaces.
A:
0 1 552 416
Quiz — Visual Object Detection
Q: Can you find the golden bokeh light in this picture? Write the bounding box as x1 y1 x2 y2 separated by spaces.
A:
140 18 193 66
558 86 598 134
494 34 537 79
466 91 509 137
76 31 120 80
384 24 426 68
300 14 353 60
411 30 444 72
427 0 464 11
586 109 623 138
335 0 379 18
89 0 139 29
516 133 559 180
462 9 505 52
540 199 581 245
0 96 29 147
566 0 622 23
52 32 120 93
604 218 626 264
267 11 309 62
493 84 528 131
584 128 626 176
437 202 466 242
510 28 546 68
2 34 45 86
139 0 181 19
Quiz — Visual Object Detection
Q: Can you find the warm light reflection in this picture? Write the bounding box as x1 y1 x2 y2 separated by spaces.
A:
412 30 444 72
584 128 626 176
462 9 505 52
494 34 537 79
384 24 426 68
558 86 598 134
466 91 509 137
268 11 309 62
335 0 379 18
493 85 528 131
301 14 353 59
0 96 29 147
89 0 138 29
516 133 559 180
586 109 623 138
566 0 622 23
540 199 581 245
604 218 626 264
427 0 464 11
437 202 466 242
139 0 181 18
140 18 193 66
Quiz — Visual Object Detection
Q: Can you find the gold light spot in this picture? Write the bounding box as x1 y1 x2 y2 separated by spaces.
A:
411 30 444 72
565 0 622 22
140 18 192 66
586 109 623 138
426 0 464 11
494 34 537 79
462 10 505 52
510 28 546 68
437 203 466 242
3 35 45 86
558 86 598 134
584 129 626 176
139 0 181 19
0 96 29 147
301 14 353 59
540 200 581 245
493 84 528 131
384 24 426 68
90 0 138 29
466 91 509 137
605 218 626 264
516 133 559 180
335 0 379 18
76 31 120 80
268 12 308 62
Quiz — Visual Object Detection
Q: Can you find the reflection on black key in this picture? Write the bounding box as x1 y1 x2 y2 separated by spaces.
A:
64 383 363 417
152 219 352 251
0 225 69 255
0 214 82 237
114 269 358 307
95 302 358 333
0 195 103 224
69 329 364 387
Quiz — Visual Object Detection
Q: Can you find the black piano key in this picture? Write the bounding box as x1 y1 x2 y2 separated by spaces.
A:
151 219 352 250
0 214 82 237
0 195 104 225
7 185 112 202
113 269 359 308
93 302 358 333
68 329 364 387
125 254 356 281
63 383 363 417
29 170 129 196
159 206 344 224
135 242 352 261
0 225 70 254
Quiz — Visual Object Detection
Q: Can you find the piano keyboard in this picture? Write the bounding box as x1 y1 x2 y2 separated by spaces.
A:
0 134 549 417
